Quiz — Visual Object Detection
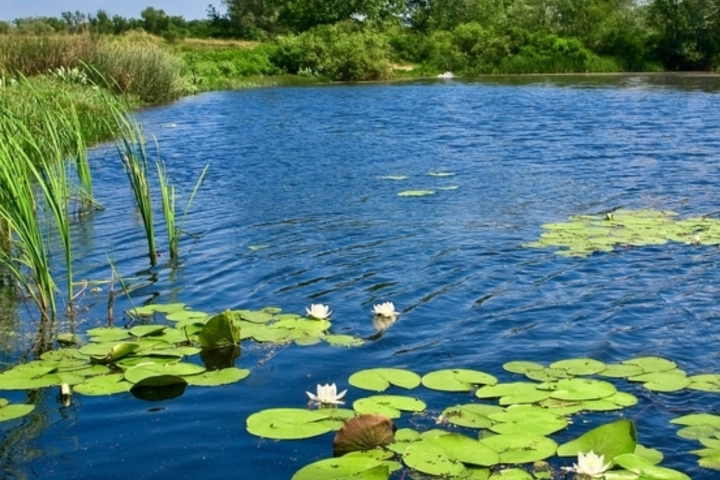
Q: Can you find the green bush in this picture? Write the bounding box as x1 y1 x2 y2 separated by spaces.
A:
499 34 618 74
271 23 392 81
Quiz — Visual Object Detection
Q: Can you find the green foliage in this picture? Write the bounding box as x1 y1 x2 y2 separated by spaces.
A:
271 23 392 81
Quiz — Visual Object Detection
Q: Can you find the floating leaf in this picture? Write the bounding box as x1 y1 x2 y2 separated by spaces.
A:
124 362 205 384
198 312 241 348
614 453 690 480
422 369 498 392
184 368 250 386
324 335 365 347
488 405 568 436
402 442 468 477
349 368 421 392
129 325 167 338
489 469 533 480
74 373 132 396
502 361 545 374
0 404 35 422
293 457 390 480
333 414 395 456
480 433 557 464
475 382 551 405
549 358 606 376
557 419 637 463
240 310 274 323
439 404 504 429
688 374 720 392
353 395 426 419
623 356 677 373
544 378 617 401
166 310 208 322
598 364 644 378
246 408 339 440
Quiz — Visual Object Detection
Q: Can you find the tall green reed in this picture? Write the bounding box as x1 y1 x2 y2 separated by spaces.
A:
157 162 209 263
108 99 158 265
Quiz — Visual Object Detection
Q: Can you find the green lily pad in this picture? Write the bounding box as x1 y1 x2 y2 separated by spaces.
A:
184 368 250 386
87 327 132 342
488 405 568 436
671 413 720 427
549 358 606 375
623 356 677 373
439 404 504 429
428 433 500 466
129 325 167 338
598 364 645 378
688 374 720 392
240 310 275 323
502 361 545 374
124 362 205 384
398 190 435 197
246 408 340 440
292 457 390 480
475 382 551 405
0 404 35 422
402 442 468 477
614 453 690 480
324 335 365 347
557 419 637 463
74 373 132 396
524 367 571 382
166 310 208 322
544 378 617 401
422 369 498 392
489 469 533 480
353 395 426 419
198 312 241 348
480 433 557 464
349 368 421 392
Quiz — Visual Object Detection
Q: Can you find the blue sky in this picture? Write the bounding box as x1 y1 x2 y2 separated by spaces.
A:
0 1 221 22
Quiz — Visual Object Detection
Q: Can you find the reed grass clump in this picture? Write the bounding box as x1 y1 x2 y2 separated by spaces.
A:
0 34 186 104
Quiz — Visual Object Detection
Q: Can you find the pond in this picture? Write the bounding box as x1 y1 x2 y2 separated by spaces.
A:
2 74 720 479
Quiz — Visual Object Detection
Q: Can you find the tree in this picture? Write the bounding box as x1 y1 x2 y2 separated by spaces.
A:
89 10 115 35
61 10 88 33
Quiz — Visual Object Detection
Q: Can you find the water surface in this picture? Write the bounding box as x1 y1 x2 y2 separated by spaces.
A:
2 74 720 479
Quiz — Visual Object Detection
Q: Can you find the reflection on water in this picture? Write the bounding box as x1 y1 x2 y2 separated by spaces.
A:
2 75 720 479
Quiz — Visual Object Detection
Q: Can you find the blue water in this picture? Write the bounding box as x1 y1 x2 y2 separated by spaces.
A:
2 74 720 479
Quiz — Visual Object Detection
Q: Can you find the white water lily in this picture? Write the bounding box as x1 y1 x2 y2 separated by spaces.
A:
372 301 398 318
306 303 331 319
572 451 611 478
306 383 347 405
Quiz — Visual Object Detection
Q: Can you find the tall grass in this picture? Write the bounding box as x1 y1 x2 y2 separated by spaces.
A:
0 76 114 321
157 162 209 262
109 101 158 265
0 34 187 104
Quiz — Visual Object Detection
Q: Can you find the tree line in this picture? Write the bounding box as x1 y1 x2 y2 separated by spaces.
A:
2 0 719 71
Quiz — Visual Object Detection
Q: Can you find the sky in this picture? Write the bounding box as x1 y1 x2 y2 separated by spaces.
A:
0 0 221 22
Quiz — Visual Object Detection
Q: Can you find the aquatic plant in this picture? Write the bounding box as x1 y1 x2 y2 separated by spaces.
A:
112 108 158 265
306 383 348 406
157 161 209 263
525 209 720 257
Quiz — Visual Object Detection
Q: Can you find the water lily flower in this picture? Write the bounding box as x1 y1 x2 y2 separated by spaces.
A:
306 383 347 405
571 451 611 478
306 303 331 319
372 301 398 318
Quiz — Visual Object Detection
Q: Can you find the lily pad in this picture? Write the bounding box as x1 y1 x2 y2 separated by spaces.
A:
129 325 167 338
502 361 545 374
439 404 504 429
614 453 690 480
324 335 365 347
623 356 677 373
198 312 241 348
74 373 132 396
489 469 533 480
549 358 606 376
246 408 341 440
422 369 498 392
544 378 617 401
184 368 250 386
292 457 390 480
0 404 35 422
353 395 426 419
480 433 557 464
349 368 421 392
124 362 205 384
557 419 637 463
333 414 396 456
475 382 551 405
488 405 568 436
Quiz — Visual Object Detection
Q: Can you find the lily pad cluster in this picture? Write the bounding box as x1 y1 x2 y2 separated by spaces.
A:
671 414 720 471
524 209 720 257
247 357 708 479
130 303 365 347
0 310 250 400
